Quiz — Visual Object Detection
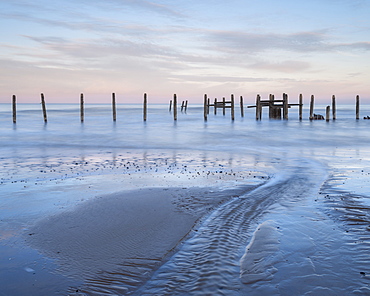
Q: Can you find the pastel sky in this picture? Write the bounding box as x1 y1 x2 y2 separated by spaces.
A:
1 0 369 104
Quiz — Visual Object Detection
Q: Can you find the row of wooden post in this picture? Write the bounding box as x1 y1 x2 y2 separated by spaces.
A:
252 93 301 120
308 94 360 121
309 94 334 121
11 93 182 123
203 94 238 121
10 93 362 123
169 100 188 112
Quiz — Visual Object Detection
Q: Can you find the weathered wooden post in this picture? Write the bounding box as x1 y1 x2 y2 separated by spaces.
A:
356 95 360 120
240 96 244 117
326 106 330 122
41 93 47 123
207 98 211 115
203 94 208 121
169 100 172 112
12 95 16 123
309 95 314 120
80 93 84 123
143 93 147 122
231 94 235 121
256 94 261 120
269 94 273 119
283 93 288 120
332 95 336 120
112 93 116 122
214 98 218 115
185 100 188 112
299 94 303 121
173 94 177 121
222 97 226 116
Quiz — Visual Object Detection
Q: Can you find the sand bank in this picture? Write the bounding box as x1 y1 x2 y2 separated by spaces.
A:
26 184 256 295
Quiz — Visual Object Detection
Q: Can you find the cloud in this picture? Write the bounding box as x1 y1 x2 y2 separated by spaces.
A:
102 0 185 18
342 42 370 51
250 60 311 73
170 74 272 83
2 0 185 19
204 30 333 54
24 35 177 60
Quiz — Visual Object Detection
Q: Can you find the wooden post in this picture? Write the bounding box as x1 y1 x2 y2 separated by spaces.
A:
214 98 217 115
299 94 303 121
181 101 185 112
203 94 208 121
12 95 16 123
222 97 226 116
326 106 330 121
309 95 314 120
112 93 116 122
169 100 172 112
283 93 288 120
269 94 273 119
256 94 261 120
173 94 177 121
231 94 235 121
41 93 47 123
259 95 263 120
80 93 84 123
207 98 210 114
143 93 147 122
240 96 244 117
332 95 336 120
185 100 188 112
356 95 360 120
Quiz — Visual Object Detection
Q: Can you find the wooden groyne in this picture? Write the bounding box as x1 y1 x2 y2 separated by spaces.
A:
12 95 16 123
143 93 147 122
80 93 84 123
247 93 302 120
332 95 336 120
205 94 235 120
8 93 364 123
112 93 117 122
41 93 47 123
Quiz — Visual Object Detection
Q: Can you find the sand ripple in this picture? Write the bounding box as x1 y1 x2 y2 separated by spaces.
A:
135 160 326 295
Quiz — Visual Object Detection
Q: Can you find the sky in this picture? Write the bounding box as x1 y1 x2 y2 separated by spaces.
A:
0 0 369 104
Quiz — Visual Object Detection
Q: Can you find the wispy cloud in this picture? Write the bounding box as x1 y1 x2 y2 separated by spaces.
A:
205 30 333 54
250 60 311 73
102 0 185 18
23 35 177 60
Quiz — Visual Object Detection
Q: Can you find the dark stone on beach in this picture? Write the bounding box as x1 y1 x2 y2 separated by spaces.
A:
313 114 325 120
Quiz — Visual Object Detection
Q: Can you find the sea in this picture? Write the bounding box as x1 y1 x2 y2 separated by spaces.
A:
1 102 370 295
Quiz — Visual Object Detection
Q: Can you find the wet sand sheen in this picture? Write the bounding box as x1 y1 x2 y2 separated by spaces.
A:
24 158 370 295
26 185 257 295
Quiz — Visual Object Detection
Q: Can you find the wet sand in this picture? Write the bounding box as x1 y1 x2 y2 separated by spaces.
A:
1 151 369 295
25 185 258 295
